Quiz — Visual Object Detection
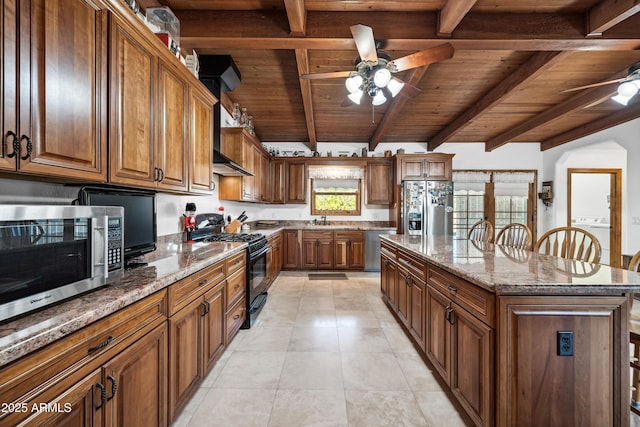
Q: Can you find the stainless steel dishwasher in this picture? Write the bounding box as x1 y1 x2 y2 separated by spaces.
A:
364 229 396 272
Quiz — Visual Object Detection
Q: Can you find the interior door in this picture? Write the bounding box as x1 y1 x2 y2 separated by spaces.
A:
568 169 622 267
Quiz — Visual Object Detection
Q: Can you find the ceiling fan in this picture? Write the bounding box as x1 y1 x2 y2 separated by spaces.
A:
563 61 640 106
300 24 454 106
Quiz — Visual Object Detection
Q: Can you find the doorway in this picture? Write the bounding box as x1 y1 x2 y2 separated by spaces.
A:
567 168 622 267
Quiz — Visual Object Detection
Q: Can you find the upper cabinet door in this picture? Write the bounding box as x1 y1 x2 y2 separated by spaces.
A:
17 0 108 180
1 0 18 171
189 86 215 193
109 14 156 187
156 60 189 192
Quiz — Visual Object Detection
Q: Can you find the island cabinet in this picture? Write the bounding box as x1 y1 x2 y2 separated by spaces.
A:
0 291 168 427
397 249 428 349
380 241 398 310
426 266 495 427
1 0 108 181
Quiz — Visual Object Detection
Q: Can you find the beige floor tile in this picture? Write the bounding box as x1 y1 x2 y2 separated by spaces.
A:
413 391 468 427
234 326 292 352
268 389 348 427
341 352 410 390
278 351 343 390
333 296 371 311
383 327 420 353
338 327 392 353
254 306 299 327
187 388 276 427
288 326 340 352
299 295 336 310
335 310 381 328
301 286 334 298
294 309 337 327
345 390 428 427
214 351 286 389
171 386 210 427
395 352 444 392
201 348 234 387
266 295 302 309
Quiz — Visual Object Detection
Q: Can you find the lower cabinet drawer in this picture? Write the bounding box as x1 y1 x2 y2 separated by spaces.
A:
226 269 246 307
226 296 246 343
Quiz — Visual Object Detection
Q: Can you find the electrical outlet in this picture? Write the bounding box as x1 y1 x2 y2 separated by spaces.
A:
557 331 573 356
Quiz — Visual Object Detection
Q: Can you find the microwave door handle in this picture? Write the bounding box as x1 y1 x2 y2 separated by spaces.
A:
92 216 109 280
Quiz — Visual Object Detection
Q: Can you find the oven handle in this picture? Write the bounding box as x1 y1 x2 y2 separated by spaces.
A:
250 245 269 260
249 291 268 314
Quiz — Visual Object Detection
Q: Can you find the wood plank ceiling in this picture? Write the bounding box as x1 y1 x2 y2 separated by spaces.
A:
138 0 640 152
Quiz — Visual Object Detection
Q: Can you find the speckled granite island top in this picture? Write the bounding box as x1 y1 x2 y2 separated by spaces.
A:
381 234 640 295
0 240 246 368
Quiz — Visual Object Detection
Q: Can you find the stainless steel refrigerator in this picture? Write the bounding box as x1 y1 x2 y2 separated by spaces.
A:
401 180 454 236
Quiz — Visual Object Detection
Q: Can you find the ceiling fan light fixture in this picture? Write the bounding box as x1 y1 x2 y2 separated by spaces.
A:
612 94 633 106
345 74 363 94
372 90 387 106
617 80 640 97
373 67 392 88
387 79 404 97
348 90 364 104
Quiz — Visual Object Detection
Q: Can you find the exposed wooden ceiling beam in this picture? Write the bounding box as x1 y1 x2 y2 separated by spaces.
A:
369 67 430 150
427 51 570 151
485 71 627 151
177 11 640 51
284 0 307 36
541 99 640 150
587 0 640 36
437 0 477 37
294 49 317 150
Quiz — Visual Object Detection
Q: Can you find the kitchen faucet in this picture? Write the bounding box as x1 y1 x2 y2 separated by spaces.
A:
321 215 327 225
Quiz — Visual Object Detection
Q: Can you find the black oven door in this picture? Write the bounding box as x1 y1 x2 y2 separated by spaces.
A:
245 245 268 328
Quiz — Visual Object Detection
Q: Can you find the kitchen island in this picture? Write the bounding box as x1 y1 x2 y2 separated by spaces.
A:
380 234 640 427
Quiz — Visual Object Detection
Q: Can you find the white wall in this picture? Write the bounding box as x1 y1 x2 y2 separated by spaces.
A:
542 117 640 255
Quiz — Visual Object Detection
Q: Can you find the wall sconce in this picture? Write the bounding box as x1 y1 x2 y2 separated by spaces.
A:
538 181 553 207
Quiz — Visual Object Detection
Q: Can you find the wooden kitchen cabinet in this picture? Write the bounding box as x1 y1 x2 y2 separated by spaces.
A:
0 291 167 427
380 241 398 309
282 229 300 269
270 159 286 203
189 85 216 194
334 231 365 269
366 160 393 205
225 251 247 343
266 232 283 287
498 295 626 427
1 0 108 180
286 161 307 203
398 154 454 181
302 230 334 269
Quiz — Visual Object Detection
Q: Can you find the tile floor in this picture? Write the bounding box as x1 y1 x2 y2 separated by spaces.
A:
171 271 469 427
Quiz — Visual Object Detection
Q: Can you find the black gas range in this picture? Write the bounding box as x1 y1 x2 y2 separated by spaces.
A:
193 227 269 328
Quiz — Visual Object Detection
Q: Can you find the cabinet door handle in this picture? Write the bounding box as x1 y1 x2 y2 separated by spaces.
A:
233 313 241 320
199 278 209 287
106 375 117 401
95 382 106 410
158 168 165 182
19 135 32 160
447 285 457 294
405 275 410 285
5 130 18 158
234 283 241 290
200 301 208 316
88 335 113 354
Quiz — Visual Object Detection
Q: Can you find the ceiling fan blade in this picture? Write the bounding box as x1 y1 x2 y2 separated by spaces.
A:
300 71 352 80
350 24 378 63
561 78 625 93
391 43 454 72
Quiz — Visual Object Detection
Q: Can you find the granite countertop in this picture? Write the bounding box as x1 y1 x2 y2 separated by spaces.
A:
381 234 640 295
246 220 397 236
0 240 247 368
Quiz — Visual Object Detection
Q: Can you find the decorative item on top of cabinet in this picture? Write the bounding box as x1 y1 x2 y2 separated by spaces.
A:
397 153 454 181
1 0 108 181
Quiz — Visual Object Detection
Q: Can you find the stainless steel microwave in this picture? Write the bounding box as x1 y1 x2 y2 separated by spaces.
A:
0 205 124 322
